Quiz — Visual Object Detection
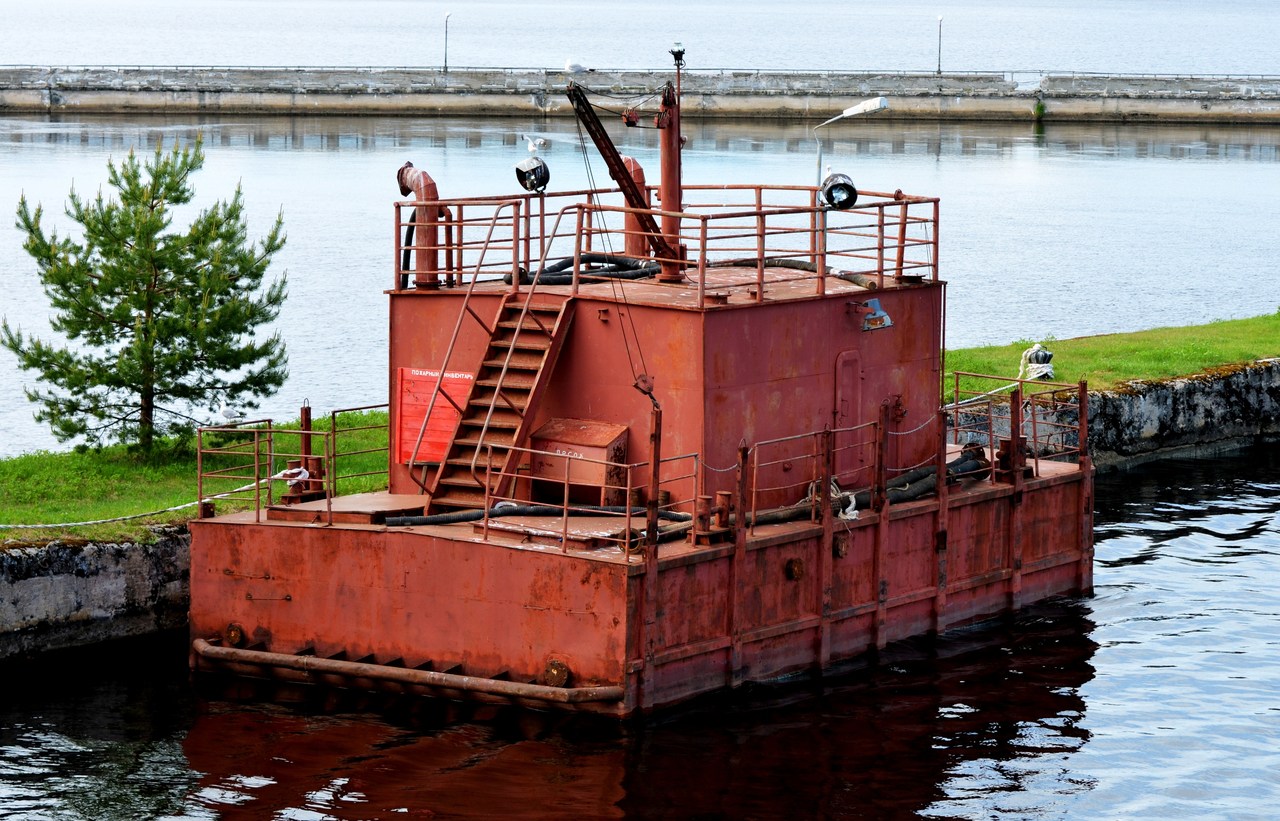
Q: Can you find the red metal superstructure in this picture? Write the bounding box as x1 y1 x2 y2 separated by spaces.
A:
189 67 1093 716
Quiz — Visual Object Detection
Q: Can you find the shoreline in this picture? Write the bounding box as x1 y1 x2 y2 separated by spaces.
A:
3 67 1280 122
3 357 1278 658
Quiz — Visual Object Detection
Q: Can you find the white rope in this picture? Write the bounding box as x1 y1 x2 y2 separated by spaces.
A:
887 455 938 473
888 415 937 437
0 480 264 530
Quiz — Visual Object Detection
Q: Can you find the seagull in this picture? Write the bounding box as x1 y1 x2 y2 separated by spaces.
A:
218 397 244 424
565 59 590 74
520 134 549 154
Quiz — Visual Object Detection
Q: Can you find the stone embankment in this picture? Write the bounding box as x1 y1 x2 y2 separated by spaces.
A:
2 360 1278 660
1089 359 1280 470
0 528 188 660
2 66 1280 122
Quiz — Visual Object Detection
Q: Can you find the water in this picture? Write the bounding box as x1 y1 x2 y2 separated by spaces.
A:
2 114 1278 458
1 446 1277 818
4 0 1280 75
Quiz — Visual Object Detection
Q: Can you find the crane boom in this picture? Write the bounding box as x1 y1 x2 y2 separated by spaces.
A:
565 82 679 263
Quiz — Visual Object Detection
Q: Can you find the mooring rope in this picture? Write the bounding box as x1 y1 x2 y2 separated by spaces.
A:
0 480 263 530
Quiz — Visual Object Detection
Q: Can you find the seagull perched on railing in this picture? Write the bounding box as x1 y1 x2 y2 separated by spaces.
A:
564 59 591 74
218 397 244 424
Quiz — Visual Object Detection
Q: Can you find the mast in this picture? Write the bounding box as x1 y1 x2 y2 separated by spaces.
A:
656 44 686 282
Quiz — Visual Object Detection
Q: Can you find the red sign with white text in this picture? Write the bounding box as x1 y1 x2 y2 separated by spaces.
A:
395 367 475 464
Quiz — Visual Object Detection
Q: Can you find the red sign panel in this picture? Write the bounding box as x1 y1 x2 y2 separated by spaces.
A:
395 367 475 464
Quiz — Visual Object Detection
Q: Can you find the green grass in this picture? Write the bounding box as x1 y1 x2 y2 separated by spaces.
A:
946 310 1280 394
4 310 1280 545
0 410 389 545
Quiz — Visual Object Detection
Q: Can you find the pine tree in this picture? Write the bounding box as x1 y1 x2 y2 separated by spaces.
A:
1 139 288 453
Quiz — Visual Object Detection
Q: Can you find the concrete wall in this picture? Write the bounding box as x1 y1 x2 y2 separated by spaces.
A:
2 67 1280 122
1089 359 1280 470
0 529 188 660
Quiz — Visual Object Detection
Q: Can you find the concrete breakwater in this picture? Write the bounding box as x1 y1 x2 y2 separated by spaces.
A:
0 528 188 660
2 359 1278 659
3 66 1280 122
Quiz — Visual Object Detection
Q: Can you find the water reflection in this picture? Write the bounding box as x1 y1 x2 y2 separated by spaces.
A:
4 443 1278 818
0 597 1097 819
4 113 1279 458
7 115 1280 164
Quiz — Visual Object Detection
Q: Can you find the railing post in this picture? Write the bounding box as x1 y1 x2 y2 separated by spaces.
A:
932 200 941 281
572 207 585 297
756 189 766 301
697 218 709 308
452 203 463 288
562 456 572 552
933 407 951 633
876 205 886 288
815 209 827 298
1077 381 1090 466
324 430 333 525
895 201 908 279
393 204 403 290
874 403 890 511
511 200 524 293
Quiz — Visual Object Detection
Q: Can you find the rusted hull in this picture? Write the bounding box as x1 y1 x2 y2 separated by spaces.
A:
189 468 1090 716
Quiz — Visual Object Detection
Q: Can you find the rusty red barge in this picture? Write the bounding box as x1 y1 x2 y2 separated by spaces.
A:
189 58 1093 717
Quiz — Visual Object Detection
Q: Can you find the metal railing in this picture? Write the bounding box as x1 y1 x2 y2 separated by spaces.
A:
949 373 1089 475
329 404 390 497
393 184 939 307
475 444 699 559
196 405 390 523
748 422 880 534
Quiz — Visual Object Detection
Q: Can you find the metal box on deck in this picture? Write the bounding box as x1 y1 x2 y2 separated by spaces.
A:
530 418 628 505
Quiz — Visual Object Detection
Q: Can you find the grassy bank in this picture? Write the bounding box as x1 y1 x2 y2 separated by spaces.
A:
947 310 1280 392
3 311 1278 544
0 410 389 545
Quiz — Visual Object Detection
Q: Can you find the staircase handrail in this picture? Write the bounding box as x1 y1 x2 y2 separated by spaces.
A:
405 198 524 491
463 203 585 482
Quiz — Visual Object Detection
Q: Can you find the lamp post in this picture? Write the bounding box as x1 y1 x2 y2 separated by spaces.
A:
811 97 890 268
812 96 890 188
444 12 452 73
936 16 943 75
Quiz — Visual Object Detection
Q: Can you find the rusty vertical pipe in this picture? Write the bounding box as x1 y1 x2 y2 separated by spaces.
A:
874 402 890 511
1077 381 1090 463
299 402 312 462
715 490 732 529
397 162 441 289
638 403 663 710
646 405 662 550
1076 381 1094 595
933 407 951 633
657 83 683 282
622 157 649 259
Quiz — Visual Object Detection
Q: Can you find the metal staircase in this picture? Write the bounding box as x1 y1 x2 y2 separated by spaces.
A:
426 296 574 512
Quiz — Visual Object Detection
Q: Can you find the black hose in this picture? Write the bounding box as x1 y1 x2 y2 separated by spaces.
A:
504 254 660 285
708 257 879 290
399 222 415 289
387 504 692 528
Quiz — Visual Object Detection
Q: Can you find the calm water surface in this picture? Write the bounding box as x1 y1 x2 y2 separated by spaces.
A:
3 115 1279 457
0 447 1277 818
6 0 1280 75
